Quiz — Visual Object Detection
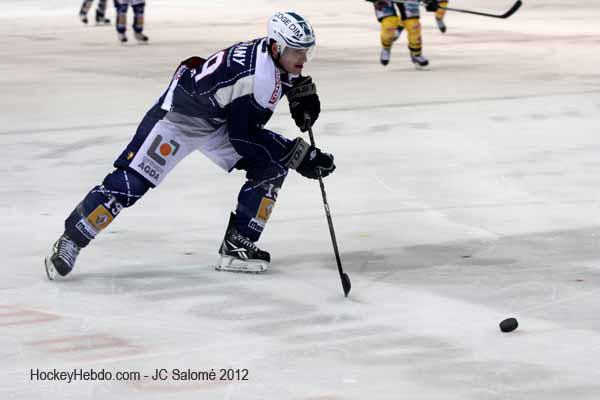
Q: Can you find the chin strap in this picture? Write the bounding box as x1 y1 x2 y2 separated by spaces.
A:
266 39 296 76
264 39 283 69
264 39 303 81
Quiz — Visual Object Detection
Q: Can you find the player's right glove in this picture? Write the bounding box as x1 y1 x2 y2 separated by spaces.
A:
424 0 440 12
281 137 336 179
287 76 321 132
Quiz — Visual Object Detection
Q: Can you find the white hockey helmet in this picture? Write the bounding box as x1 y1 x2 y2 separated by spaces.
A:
267 11 316 60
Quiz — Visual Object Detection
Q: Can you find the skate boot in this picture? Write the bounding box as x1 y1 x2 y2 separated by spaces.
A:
117 32 128 43
44 234 81 280
79 12 89 24
95 12 111 25
436 18 447 33
134 32 149 43
216 213 270 273
380 47 391 66
411 53 429 69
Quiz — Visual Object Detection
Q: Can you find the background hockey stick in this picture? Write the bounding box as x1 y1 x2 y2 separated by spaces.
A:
372 0 523 19
304 115 352 298
437 0 522 19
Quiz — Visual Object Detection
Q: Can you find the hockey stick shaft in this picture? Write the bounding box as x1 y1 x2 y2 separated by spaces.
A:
380 0 522 19
438 0 522 19
304 117 351 297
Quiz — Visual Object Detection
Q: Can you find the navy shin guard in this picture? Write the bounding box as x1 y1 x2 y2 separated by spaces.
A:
234 164 288 242
64 169 150 247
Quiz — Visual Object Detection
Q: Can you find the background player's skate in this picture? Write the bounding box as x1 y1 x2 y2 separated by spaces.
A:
411 52 429 68
380 26 403 66
79 0 110 25
433 1 448 33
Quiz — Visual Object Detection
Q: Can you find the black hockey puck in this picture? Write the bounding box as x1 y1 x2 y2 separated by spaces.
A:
499 317 518 333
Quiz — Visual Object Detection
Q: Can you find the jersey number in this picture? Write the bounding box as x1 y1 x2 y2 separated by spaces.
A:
161 51 225 111
195 51 225 82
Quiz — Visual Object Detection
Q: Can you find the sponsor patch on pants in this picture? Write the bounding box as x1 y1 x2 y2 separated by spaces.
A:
86 205 114 231
256 198 275 222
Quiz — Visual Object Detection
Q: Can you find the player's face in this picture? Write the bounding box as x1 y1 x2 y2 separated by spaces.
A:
279 47 309 75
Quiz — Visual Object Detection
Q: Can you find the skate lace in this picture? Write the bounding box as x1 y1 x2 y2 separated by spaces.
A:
58 236 80 266
235 234 259 252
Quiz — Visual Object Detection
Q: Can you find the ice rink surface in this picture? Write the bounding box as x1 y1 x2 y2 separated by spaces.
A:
2 0 600 398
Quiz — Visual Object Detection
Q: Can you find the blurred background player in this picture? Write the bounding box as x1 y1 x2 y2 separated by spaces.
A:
368 0 429 68
369 0 429 68
114 0 148 43
79 0 110 25
44 11 334 278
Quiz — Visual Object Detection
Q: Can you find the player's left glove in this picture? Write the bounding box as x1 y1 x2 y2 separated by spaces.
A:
281 137 336 179
287 76 321 132
424 0 440 12
298 146 335 179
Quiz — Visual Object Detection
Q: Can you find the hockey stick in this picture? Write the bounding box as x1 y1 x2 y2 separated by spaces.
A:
304 115 351 298
437 0 522 19
377 0 523 20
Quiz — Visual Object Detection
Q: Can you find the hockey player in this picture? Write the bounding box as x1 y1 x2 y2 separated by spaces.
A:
44 11 334 278
368 0 441 68
425 0 449 33
114 0 148 43
79 0 110 25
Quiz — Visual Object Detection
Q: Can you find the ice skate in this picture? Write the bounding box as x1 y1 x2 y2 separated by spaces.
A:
411 53 429 69
79 13 88 24
44 234 80 280
380 47 391 66
216 214 270 273
95 12 111 25
436 18 447 33
134 32 149 43
117 32 128 43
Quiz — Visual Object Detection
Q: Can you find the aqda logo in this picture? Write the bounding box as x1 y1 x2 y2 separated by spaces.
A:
147 134 180 166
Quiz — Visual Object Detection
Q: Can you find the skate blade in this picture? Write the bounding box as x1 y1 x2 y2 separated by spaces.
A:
44 257 57 281
215 255 269 273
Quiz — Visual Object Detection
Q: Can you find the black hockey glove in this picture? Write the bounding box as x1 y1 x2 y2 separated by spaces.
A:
179 56 206 69
281 137 336 180
287 76 321 132
424 0 440 12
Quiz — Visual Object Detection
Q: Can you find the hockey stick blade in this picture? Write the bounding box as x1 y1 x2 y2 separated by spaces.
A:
341 272 351 297
439 0 522 19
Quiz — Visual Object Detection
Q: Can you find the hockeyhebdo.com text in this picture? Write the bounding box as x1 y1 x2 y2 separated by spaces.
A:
30 368 250 383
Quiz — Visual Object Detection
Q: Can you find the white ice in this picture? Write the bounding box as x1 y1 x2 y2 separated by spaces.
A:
2 0 600 399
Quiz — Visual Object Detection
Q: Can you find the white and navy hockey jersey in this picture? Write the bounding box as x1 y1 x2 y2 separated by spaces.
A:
145 38 294 169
